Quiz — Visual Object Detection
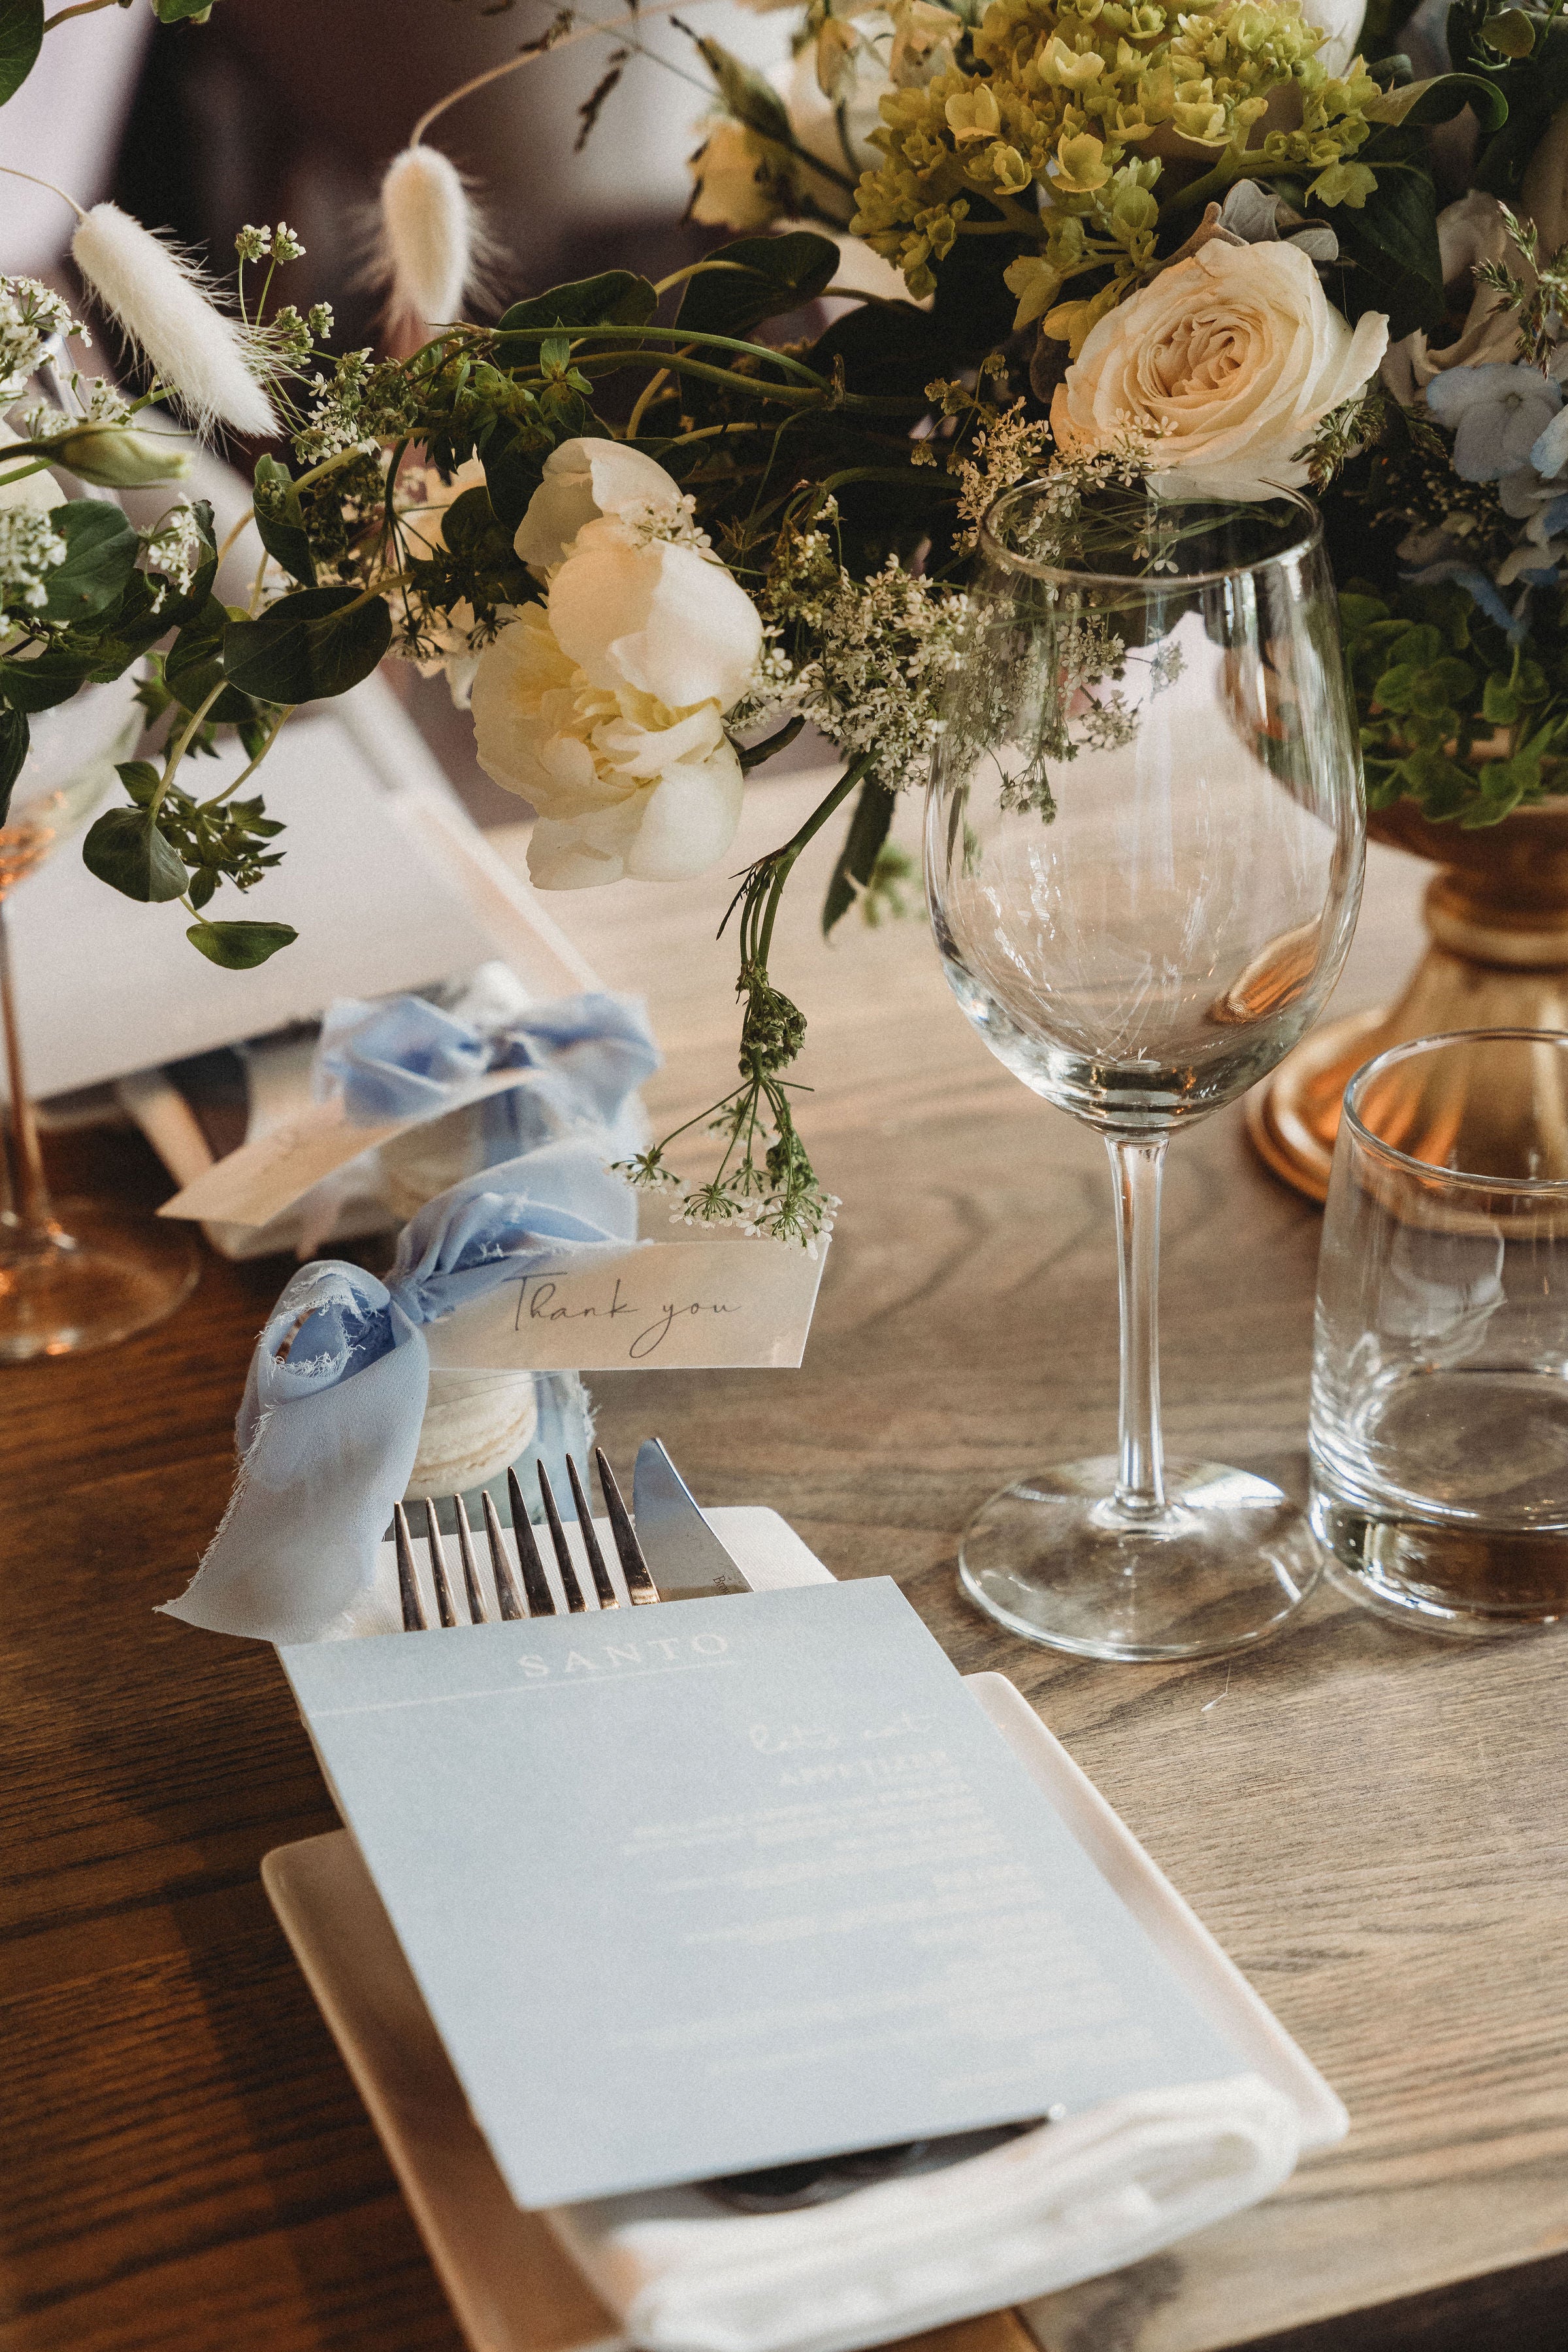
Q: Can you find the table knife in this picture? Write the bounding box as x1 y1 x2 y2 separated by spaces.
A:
632 1439 753 1599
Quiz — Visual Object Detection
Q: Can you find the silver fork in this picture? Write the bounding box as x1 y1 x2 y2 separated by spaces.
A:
391 1446 659 1630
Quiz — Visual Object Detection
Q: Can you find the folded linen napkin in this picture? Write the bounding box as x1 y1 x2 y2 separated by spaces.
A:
549 2072 1300 2352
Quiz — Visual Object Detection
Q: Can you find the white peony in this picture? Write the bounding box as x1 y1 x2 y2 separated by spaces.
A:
1051 242 1388 500
472 445 764 890
514 436 691 573
1298 0 1366 78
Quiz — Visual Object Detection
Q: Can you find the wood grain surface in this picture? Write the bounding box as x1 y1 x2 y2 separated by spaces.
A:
3 772 1565 2352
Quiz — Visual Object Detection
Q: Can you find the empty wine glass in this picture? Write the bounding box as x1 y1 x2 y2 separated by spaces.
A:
1 678 199 1359
926 482 1364 1659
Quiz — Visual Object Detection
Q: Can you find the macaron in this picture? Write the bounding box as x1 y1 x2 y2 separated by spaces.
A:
404 1367 540 1501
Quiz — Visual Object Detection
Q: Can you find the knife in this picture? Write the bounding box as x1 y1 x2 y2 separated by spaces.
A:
632 1439 753 1599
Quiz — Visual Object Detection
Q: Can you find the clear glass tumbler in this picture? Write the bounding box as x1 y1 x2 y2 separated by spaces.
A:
927 482 1364 1661
1311 1028 1568 1635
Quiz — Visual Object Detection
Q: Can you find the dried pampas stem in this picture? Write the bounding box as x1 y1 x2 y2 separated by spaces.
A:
376 146 498 346
71 203 279 441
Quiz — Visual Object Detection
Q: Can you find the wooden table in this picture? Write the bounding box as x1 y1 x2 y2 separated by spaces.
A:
3 775 1566 2352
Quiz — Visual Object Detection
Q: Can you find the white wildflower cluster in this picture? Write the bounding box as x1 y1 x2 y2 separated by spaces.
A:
749 504 972 791
14 377 133 443
953 400 1055 552
235 222 306 266
295 350 406 465
0 508 68 613
615 492 712 553
0 278 82 406
140 503 206 613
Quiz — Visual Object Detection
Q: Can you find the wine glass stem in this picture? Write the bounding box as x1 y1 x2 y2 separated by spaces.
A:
0 897 57 1242
1108 1135 1167 1516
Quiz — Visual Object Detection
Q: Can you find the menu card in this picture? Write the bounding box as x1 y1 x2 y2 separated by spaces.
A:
280 1580 1248 2208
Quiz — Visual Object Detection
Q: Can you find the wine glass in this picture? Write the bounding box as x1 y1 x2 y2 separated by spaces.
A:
1 678 199 1360
926 483 1364 1659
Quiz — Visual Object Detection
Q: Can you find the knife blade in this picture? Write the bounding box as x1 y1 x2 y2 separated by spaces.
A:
632 1439 753 1599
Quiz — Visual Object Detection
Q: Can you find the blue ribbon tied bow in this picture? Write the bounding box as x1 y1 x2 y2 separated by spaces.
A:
313 987 659 1161
161 1139 638 1644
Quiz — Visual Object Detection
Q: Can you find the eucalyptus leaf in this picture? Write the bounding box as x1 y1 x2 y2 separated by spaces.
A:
677 232 840 341
0 706 27 828
186 919 298 968
151 0 216 18
81 806 188 904
0 0 42 106
252 455 318 586
1320 131 1445 336
39 500 140 625
224 583 391 703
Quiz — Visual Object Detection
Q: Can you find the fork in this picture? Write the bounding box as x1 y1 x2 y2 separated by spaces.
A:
391 1446 659 1631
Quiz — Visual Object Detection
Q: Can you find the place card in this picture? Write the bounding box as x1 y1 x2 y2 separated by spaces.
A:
424 1234 828 1371
280 1579 1250 2210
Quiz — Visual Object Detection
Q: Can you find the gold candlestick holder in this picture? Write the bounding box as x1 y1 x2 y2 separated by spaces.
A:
1247 802 1568 1201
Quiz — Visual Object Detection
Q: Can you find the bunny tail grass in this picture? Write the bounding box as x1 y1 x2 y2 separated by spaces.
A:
376 146 499 342
71 203 280 440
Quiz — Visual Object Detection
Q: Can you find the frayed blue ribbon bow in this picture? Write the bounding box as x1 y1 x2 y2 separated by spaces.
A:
162 1139 638 1644
313 987 659 1159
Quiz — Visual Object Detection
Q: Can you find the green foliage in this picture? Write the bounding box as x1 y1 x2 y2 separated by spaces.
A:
404 482 536 634
223 583 392 704
0 704 25 827
82 794 189 906
0 0 41 106
1342 583 1568 826
252 455 318 587
37 501 139 626
676 233 839 342
822 779 898 936
186 919 297 968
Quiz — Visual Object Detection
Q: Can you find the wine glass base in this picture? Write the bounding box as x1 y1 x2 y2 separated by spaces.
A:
0 1202 200 1362
958 1456 1324 1661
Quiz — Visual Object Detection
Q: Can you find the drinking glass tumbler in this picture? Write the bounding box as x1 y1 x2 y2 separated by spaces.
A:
1311 1028 1568 1634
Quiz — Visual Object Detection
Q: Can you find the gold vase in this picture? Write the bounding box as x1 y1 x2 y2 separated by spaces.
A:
1247 800 1568 1201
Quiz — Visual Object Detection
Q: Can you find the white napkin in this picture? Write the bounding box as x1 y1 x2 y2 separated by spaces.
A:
547 2070 1300 2352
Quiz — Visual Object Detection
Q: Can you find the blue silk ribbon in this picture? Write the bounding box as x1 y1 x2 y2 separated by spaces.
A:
162 1137 638 1644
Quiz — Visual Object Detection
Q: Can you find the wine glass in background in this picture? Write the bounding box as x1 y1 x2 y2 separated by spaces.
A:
1 676 199 1360
926 483 1364 1660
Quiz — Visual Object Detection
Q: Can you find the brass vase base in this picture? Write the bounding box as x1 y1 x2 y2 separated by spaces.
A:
1249 804 1568 1201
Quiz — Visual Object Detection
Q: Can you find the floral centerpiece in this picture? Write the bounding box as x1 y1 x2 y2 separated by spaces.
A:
3 0 1565 1236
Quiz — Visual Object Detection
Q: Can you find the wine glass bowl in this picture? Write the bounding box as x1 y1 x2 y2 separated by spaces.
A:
927 484 1365 1659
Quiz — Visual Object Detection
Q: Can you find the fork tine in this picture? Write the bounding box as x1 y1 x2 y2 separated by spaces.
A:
507 1468 557 1616
595 1447 661 1605
565 1452 619 1609
481 1488 526 1621
536 1463 586 1612
451 1495 487 1624
423 1498 458 1627
393 1503 427 1631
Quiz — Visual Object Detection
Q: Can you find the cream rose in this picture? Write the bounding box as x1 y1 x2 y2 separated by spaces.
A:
1051 242 1388 500
472 487 763 890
